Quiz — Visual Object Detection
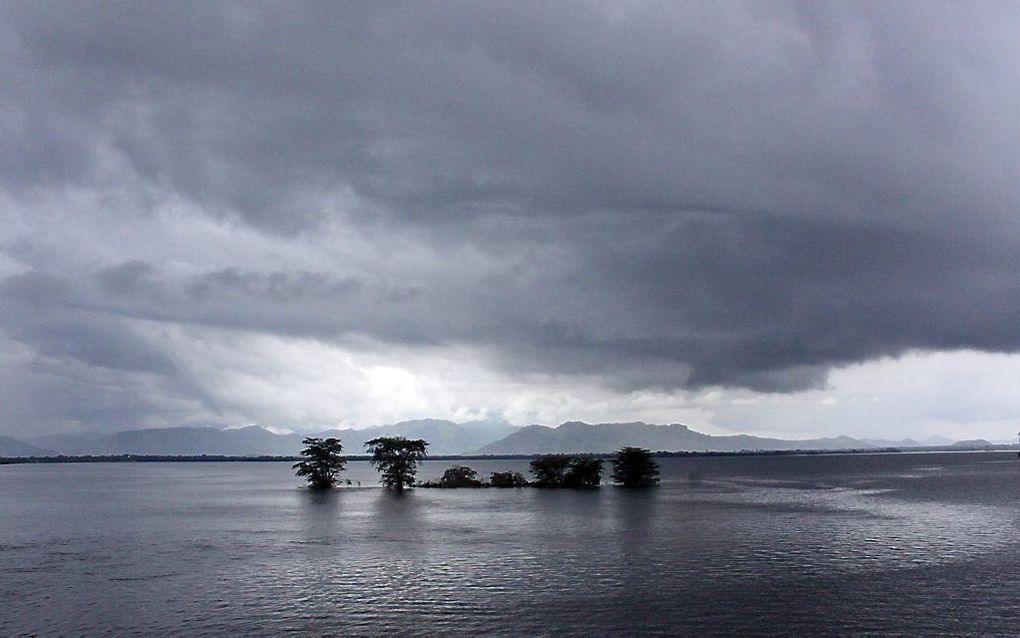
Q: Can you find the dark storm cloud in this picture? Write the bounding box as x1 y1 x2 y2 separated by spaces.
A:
92 262 421 342
3 0 1020 433
8 0 1005 229
2 271 175 374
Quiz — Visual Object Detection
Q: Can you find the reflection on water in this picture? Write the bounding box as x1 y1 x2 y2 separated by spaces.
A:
2 452 1020 635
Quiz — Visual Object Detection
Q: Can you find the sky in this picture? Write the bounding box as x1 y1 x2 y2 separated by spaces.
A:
2 1 1020 441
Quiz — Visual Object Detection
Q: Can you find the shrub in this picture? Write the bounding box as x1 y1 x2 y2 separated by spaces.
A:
530 454 604 488
563 456 603 488
489 471 528 487
438 465 484 488
529 454 573 487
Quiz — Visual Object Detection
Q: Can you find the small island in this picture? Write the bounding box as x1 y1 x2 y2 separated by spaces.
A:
293 436 659 490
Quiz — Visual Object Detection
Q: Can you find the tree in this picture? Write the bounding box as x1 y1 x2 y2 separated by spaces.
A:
530 454 604 488
489 471 529 487
564 456 603 488
529 454 573 487
365 437 428 491
438 465 484 488
293 437 346 489
611 447 660 487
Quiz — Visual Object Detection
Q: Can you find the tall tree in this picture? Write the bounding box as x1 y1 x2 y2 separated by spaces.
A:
611 447 660 487
365 437 428 491
293 437 346 489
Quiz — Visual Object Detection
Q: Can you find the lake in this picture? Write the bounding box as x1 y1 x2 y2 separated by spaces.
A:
3 452 1019 635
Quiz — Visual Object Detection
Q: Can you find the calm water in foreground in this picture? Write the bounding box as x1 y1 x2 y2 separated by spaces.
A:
3 452 1020 635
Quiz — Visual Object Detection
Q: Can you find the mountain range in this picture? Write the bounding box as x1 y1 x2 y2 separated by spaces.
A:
0 435 51 457
4 419 518 457
474 422 963 454
0 419 989 458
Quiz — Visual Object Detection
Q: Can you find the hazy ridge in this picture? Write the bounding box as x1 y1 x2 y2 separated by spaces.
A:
0 420 985 458
7 419 516 457
476 421 911 455
0 435 51 457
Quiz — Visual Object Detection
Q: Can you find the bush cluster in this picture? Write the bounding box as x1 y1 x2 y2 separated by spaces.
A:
426 448 657 489
489 471 529 488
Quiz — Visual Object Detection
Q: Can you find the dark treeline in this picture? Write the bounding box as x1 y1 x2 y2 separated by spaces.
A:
5 444 1012 466
12 442 1001 468
420 449 659 489
0 454 300 464
292 436 660 490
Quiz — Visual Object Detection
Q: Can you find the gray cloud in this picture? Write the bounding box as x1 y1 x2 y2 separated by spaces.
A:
2 1 1020 433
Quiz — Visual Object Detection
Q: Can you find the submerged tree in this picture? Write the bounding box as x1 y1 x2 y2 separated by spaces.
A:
611 447 660 487
365 437 428 491
564 456 604 488
531 454 604 488
438 465 484 488
489 471 529 488
529 454 573 487
293 437 347 489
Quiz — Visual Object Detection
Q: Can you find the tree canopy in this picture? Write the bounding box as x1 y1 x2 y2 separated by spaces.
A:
365 436 428 491
489 470 529 488
438 465 484 488
530 454 603 488
529 454 573 487
563 456 604 488
293 437 346 489
611 447 660 487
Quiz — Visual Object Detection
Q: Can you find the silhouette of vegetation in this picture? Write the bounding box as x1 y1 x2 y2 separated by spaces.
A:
293 437 346 489
529 454 603 488
419 467 530 488
529 454 574 486
564 456 603 488
365 436 428 491
611 447 660 487
489 470 528 487
438 465 485 487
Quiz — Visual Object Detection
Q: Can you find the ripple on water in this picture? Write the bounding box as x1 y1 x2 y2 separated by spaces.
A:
3 455 1020 635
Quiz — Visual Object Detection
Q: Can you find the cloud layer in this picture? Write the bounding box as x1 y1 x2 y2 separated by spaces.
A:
2 2 1020 435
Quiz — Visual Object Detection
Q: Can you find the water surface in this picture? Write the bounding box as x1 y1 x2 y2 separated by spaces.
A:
3 452 1019 635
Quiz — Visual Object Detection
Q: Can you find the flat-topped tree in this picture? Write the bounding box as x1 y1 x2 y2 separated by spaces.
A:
365 436 428 491
293 437 346 489
611 447 659 487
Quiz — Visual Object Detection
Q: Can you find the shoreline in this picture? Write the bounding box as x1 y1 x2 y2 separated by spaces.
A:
2 445 1016 465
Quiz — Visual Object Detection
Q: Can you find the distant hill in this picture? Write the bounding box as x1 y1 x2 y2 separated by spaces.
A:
475 421 877 455
0 435 52 457
329 419 519 455
863 436 955 448
10 419 520 457
950 438 994 448
2 420 1001 458
26 432 105 455
84 426 299 456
